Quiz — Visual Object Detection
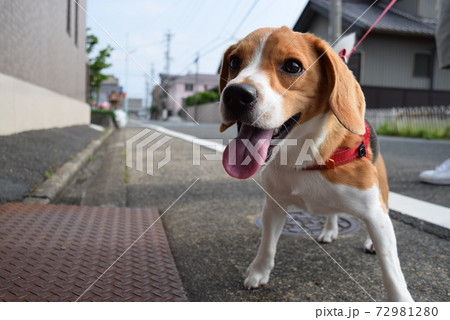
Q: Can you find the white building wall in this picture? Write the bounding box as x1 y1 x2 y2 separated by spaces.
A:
0 73 90 135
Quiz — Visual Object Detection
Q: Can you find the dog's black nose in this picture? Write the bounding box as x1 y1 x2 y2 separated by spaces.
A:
222 83 258 111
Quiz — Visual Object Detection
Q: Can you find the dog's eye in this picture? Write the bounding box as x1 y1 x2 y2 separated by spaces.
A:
282 59 303 74
229 56 241 71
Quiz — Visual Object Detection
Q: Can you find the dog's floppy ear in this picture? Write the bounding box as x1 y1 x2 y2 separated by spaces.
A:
317 39 366 135
219 44 237 132
219 44 236 94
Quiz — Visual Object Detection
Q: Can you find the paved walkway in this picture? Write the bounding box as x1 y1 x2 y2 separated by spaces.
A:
0 125 101 204
59 127 449 302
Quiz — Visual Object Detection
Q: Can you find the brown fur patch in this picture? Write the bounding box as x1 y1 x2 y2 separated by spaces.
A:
376 154 389 208
320 157 378 190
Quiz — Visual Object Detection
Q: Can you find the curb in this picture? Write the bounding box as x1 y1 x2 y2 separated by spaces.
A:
24 127 115 204
390 210 450 240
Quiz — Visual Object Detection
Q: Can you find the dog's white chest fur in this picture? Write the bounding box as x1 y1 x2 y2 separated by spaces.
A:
262 162 379 217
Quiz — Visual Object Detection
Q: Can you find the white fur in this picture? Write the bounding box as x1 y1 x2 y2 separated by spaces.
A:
318 214 339 243
246 164 413 301
220 30 285 129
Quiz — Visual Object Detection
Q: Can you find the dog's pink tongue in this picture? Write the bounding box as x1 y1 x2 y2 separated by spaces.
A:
223 124 274 179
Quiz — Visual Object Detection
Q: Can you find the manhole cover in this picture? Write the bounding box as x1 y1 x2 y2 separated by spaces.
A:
254 210 361 237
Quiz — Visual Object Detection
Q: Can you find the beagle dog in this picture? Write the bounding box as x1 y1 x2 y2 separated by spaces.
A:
219 26 413 302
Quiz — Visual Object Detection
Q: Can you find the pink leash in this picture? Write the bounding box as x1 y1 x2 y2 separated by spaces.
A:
339 0 398 62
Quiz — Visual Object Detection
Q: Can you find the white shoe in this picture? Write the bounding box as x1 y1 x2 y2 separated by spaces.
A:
419 159 450 185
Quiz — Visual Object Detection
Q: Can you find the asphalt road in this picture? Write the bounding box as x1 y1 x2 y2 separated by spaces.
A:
131 119 450 208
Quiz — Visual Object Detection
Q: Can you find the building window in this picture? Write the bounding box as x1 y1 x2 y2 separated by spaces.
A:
185 83 194 91
413 53 432 77
66 0 71 35
74 2 79 45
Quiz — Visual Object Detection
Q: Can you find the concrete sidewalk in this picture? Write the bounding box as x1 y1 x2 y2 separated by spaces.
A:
0 125 104 204
59 127 449 302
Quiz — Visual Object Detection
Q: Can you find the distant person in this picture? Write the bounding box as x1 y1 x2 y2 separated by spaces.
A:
419 0 450 185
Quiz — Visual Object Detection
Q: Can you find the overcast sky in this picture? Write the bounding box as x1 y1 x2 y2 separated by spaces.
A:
85 0 308 104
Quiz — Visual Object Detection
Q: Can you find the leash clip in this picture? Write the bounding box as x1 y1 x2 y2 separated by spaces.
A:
338 49 347 63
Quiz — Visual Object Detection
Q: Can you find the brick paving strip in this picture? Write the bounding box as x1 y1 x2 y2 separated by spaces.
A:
0 203 187 302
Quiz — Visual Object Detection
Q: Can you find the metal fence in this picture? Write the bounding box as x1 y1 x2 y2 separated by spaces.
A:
365 106 450 131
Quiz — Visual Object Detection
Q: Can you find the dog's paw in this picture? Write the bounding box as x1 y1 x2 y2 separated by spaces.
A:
244 263 272 289
363 237 376 254
318 228 338 243
244 269 270 289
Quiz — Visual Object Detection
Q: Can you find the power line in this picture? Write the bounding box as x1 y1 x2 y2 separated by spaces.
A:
197 36 227 56
177 37 231 75
229 0 259 39
171 0 205 32
132 39 165 49
219 0 241 36
176 0 260 75
200 38 232 58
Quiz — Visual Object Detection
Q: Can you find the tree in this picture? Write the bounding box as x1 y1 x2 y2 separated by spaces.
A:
86 29 114 106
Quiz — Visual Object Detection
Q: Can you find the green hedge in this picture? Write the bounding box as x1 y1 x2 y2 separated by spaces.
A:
91 109 115 117
185 91 219 106
376 122 450 140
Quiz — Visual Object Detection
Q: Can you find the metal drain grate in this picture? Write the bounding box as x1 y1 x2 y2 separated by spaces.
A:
255 210 361 237
0 203 187 302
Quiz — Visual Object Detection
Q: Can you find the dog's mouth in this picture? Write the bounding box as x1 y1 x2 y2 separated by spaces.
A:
223 112 301 179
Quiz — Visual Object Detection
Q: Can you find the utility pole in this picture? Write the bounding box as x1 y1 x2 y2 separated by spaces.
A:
164 31 173 75
150 63 155 106
329 0 342 43
123 33 137 117
144 73 149 115
124 33 130 116
163 30 173 118
149 64 155 119
194 52 199 122
144 64 155 119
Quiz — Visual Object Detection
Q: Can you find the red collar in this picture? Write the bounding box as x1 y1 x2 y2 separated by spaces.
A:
303 122 371 170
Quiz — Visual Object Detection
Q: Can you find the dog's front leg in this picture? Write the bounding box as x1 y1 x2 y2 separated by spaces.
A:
318 214 339 243
244 197 286 289
364 210 413 301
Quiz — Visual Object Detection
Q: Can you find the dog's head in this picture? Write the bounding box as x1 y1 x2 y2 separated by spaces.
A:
219 26 365 179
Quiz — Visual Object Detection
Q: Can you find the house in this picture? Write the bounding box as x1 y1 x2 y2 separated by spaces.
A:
96 75 120 107
294 0 450 108
128 98 145 118
0 0 89 135
156 73 219 116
